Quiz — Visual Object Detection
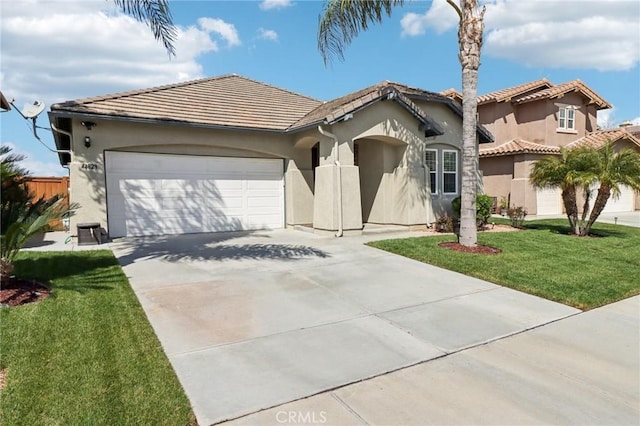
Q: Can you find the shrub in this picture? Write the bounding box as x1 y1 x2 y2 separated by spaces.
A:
434 214 453 233
507 206 527 228
451 194 493 228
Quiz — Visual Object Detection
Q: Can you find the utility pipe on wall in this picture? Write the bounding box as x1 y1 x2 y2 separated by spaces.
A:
49 123 73 155
317 125 343 237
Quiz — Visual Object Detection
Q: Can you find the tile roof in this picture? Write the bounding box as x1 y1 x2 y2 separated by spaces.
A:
512 80 611 109
620 124 640 139
51 74 322 131
477 79 552 105
290 81 443 131
0 91 10 111
440 88 462 103
479 139 560 157
566 128 640 150
50 74 493 142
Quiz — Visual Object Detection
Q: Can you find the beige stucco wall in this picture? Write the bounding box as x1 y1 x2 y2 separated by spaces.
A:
65 96 475 236
480 153 549 215
479 156 514 204
66 118 314 234
317 100 467 227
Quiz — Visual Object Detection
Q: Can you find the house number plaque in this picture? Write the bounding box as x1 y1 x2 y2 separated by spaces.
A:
81 162 99 171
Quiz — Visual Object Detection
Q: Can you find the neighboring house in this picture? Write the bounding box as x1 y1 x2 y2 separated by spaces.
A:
444 79 640 215
48 74 492 238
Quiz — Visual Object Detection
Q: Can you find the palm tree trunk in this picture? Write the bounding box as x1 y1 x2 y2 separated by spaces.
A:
0 257 14 279
561 186 579 234
583 184 611 236
459 68 478 246
457 0 484 247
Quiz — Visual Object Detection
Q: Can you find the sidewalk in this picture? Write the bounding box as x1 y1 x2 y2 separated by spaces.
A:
227 295 640 425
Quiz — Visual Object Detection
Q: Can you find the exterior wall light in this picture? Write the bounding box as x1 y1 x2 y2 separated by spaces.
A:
84 136 91 148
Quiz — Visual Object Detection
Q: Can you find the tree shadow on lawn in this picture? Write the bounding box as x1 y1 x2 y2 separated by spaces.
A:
12 252 122 294
524 222 628 238
114 230 331 266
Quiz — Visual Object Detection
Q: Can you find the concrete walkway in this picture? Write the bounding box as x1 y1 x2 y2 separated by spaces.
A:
526 211 640 228
228 295 639 426
110 229 588 425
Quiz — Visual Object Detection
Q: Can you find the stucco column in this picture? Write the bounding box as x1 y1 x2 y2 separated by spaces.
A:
389 165 428 225
285 160 314 226
313 136 362 234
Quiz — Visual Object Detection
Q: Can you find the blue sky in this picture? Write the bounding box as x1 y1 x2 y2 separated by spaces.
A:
1 0 639 176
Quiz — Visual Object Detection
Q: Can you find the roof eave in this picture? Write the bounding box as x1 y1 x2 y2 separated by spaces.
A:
48 109 293 134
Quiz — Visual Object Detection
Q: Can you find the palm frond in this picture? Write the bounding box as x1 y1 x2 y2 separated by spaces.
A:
318 0 405 65
113 0 176 57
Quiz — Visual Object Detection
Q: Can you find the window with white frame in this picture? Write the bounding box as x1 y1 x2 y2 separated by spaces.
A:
558 106 576 131
442 150 458 194
425 149 437 194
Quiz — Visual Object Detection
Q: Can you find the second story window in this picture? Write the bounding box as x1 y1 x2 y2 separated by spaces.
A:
558 106 576 131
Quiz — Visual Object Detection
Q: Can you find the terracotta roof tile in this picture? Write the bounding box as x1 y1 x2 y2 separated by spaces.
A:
477 79 552 105
566 128 640 150
512 80 611 109
51 74 322 131
440 88 462 101
624 125 640 139
479 139 560 157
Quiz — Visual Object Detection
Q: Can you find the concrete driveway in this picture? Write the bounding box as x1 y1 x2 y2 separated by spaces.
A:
111 229 586 425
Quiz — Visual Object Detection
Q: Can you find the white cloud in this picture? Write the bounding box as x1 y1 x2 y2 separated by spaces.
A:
597 108 616 129
399 0 640 71
632 116 640 125
198 17 241 47
401 0 459 36
257 28 279 41
0 1 228 107
259 0 293 11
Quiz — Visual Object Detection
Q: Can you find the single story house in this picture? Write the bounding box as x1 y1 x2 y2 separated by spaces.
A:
49 74 492 238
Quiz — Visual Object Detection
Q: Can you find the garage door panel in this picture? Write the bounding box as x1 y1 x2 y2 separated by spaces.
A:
209 177 244 192
602 186 634 213
106 152 284 237
248 196 281 208
126 197 161 211
537 188 562 215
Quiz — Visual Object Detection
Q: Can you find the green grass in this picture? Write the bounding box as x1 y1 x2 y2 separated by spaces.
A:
368 219 640 310
0 251 195 425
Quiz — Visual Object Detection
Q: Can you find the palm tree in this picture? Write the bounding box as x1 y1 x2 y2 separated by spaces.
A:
530 146 598 235
318 0 486 247
0 146 72 278
582 143 640 236
113 0 176 56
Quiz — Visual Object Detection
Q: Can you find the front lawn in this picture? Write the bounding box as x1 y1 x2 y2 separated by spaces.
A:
368 220 640 310
0 251 195 425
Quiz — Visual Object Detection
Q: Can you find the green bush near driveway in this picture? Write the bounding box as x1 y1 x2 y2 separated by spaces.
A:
368 219 640 310
0 251 195 425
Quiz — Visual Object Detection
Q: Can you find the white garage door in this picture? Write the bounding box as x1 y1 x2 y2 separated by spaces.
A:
536 187 562 215
105 151 284 237
602 185 635 213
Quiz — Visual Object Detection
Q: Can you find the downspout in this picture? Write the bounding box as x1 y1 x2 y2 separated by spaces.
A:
50 122 73 155
317 125 343 237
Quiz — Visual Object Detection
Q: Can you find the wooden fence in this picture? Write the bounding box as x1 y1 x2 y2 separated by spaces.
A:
25 176 70 230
